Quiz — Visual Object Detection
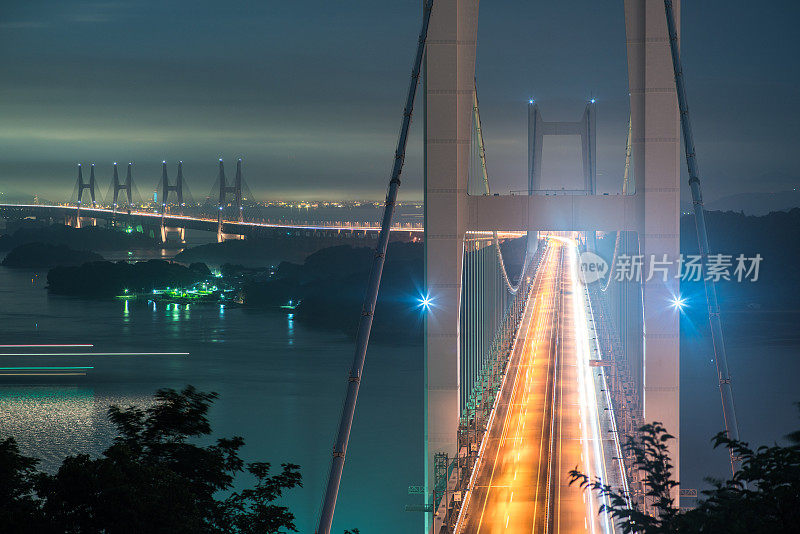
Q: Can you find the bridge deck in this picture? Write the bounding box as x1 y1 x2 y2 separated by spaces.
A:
456 239 611 533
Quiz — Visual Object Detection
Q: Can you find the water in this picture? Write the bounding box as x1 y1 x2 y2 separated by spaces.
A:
0 264 424 533
680 306 800 492
1 258 798 530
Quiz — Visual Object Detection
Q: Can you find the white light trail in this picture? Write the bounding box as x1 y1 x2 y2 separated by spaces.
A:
555 236 614 534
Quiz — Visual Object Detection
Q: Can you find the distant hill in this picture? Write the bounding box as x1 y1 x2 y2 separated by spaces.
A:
174 239 285 268
244 242 423 341
2 243 103 268
679 208 800 308
705 190 800 215
598 208 800 310
47 260 211 297
0 224 157 252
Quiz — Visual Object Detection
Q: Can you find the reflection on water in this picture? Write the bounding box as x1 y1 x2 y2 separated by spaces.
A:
0 264 423 533
0 387 151 470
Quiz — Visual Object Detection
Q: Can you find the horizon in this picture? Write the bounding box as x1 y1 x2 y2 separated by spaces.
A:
1 0 798 205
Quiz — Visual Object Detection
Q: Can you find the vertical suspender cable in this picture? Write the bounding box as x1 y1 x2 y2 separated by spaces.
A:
316 1 435 531
663 0 741 474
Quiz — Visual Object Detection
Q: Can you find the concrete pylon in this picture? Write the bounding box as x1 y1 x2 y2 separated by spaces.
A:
624 0 681 497
217 158 244 241
160 161 186 243
217 159 226 242
112 162 133 214
234 158 244 223
75 163 97 229
528 99 598 251
161 161 184 213
527 100 596 195
423 0 477 530
77 163 97 207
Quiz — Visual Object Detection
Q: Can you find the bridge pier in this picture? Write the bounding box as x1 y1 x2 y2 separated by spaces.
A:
160 225 186 244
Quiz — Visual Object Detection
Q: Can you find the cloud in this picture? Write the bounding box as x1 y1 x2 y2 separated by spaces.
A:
0 21 50 29
1 1 130 29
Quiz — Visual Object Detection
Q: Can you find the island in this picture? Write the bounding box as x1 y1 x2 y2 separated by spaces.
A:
2 242 104 268
47 259 213 298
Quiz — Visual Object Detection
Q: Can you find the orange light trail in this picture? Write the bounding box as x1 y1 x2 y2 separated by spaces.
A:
456 239 614 533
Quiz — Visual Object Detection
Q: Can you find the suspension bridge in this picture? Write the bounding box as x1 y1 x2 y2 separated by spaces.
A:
316 0 740 532
0 0 739 532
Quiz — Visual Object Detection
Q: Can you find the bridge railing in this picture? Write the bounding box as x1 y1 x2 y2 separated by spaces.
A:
432 242 546 528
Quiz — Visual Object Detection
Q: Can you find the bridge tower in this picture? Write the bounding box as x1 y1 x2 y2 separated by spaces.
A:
216 158 244 242
623 0 682 486
528 99 598 251
423 1 681 528
527 100 596 196
76 163 97 207
75 163 98 228
111 162 133 214
423 3 477 528
159 161 186 243
160 160 184 213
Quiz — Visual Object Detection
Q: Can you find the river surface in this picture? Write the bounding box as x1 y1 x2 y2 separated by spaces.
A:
0 256 798 531
0 263 424 533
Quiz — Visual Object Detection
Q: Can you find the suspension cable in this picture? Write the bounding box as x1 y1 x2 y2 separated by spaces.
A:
664 0 741 474
472 86 532 294
602 116 633 293
315 1 435 531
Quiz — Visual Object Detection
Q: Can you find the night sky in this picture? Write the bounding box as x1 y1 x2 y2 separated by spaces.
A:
1 0 797 203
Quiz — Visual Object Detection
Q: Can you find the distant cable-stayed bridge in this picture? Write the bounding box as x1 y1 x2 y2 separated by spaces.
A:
0 202 425 239
2 155 432 242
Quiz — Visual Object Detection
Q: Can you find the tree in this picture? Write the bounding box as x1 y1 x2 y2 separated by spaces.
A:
0 386 301 534
0 437 46 532
570 406 800 534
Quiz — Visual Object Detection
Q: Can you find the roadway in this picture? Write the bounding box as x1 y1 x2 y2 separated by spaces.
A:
456 238 613 534
0 203 422 235
0 203 531 240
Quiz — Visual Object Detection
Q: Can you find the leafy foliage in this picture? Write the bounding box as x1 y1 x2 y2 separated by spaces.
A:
570 408 800 534
0 386 301 534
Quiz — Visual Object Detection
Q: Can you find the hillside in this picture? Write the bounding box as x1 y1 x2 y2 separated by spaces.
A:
2 242 103 268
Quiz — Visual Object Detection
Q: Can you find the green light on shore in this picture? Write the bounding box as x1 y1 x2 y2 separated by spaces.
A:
0 366 94 370
280 299 299 310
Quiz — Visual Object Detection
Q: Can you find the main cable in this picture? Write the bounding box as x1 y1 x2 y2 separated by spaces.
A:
664 0 741 474
315 1 435 531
